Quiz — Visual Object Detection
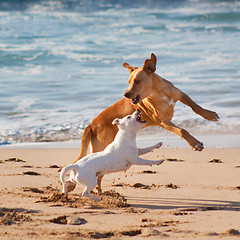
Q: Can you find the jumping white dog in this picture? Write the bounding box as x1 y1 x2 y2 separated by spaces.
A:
60 110 164 200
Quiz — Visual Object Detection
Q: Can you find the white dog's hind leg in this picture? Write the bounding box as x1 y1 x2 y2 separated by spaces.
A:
60 165 78 194
138 142 162 155
132 156 164 166
82 187 99 201
65 170 77 193
78 175 99 201
62 183 67 194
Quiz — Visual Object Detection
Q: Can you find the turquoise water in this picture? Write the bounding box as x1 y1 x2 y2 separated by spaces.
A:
0 0 240 145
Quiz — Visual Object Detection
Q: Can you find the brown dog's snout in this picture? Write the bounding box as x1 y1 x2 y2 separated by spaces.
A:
124 91 131 99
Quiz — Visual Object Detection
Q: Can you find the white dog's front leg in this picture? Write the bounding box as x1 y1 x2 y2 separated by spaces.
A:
132 156 164 166
138 142 162 155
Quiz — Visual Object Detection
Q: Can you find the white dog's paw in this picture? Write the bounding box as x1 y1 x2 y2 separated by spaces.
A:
92 196 100 201
157 160 164 165
65 180 76 193
155 142 163 149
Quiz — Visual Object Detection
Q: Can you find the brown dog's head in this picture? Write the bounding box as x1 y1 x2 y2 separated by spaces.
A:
123 53 157 105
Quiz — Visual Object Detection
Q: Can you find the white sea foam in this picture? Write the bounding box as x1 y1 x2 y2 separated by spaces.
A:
0 0 239 146
190 51 232 67
22 65 42 75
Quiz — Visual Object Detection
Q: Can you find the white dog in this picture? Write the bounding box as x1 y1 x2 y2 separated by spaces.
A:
60 110 164 200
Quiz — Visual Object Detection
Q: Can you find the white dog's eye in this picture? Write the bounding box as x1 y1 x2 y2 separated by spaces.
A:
127 116 131 119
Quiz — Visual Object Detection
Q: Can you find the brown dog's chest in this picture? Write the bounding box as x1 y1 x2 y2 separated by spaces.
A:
137 95 175 125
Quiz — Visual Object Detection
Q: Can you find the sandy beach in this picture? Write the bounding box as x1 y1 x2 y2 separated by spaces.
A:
0 147 239 239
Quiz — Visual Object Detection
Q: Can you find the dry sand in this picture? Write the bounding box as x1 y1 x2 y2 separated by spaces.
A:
0 147 239 239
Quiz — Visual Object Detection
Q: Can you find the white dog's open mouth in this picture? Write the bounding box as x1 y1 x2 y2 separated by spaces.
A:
131 95 140 105
136 112 146 124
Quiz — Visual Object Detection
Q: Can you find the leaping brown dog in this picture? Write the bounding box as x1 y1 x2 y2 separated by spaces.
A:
66 53 219 193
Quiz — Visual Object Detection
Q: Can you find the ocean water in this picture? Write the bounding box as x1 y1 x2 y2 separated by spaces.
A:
0 0 240 146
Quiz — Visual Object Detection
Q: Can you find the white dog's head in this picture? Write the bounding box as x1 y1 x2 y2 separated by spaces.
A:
112 110 146 132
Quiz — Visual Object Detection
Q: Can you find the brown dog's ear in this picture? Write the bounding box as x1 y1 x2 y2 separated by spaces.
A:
142 53 157 73
123 63 138 74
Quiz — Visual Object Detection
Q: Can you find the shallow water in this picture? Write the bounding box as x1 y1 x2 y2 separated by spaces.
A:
0 0 240 145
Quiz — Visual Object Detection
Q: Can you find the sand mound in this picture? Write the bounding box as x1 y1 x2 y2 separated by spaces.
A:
36 186 130 209
0 208 33 225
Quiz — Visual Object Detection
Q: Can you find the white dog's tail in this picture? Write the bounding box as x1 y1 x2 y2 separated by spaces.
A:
60 164 78 193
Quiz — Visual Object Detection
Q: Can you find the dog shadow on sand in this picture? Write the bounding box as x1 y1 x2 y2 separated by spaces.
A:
127 196 240 212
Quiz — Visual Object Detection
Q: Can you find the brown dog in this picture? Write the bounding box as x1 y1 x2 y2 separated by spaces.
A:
69 53 219 192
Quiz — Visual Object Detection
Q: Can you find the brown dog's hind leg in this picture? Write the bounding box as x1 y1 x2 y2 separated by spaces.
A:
161 121 204 151
96 175 103 195
179 92 219 121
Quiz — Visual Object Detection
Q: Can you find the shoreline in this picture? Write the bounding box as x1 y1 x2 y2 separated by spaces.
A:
1 133 240 149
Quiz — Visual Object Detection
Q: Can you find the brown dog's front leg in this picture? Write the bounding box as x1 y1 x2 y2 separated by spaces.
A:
160 121 204 151
179 92 219 121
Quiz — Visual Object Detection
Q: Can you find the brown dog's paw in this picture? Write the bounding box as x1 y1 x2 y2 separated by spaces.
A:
193 142 204 151
203 110 220 121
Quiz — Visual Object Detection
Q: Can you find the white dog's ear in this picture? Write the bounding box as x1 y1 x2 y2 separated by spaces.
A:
112 118 120 125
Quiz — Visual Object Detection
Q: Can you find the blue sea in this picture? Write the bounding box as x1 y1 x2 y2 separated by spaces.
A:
0 0 240 147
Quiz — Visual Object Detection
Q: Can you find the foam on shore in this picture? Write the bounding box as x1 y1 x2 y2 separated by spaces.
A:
1 134 240 149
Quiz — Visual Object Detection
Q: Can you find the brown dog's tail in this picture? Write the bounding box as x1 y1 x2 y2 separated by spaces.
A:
74 124 93 163
58 124 93 172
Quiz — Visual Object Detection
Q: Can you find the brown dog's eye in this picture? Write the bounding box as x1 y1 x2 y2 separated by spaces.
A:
135 79 140 84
